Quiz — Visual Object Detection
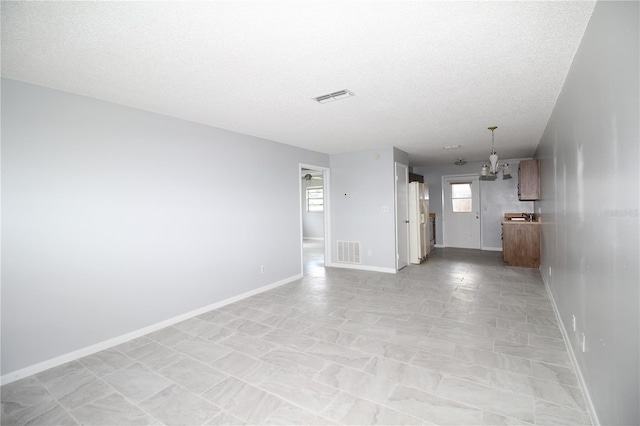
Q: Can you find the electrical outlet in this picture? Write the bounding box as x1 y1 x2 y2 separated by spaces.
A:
581 333 586 352
572 315 576 332
261 265 265 273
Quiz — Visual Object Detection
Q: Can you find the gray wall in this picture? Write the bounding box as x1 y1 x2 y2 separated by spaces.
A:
534 2 639 424
330 147 399 270
413 159 534 249
1 79 329 376
301 176 324 239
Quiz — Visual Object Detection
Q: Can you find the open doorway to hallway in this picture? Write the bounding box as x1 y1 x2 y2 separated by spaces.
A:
300 165 330 276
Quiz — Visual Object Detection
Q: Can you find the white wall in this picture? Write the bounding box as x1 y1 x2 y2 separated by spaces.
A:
413 159 533 249
534 2 639 424
1 79 329 376
301 175 324 239
330 147 400 271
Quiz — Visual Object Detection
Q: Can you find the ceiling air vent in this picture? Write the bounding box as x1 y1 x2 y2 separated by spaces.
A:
313 89 355 104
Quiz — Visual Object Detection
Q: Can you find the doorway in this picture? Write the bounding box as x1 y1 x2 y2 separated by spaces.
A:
300 164 330 276
442 174 481 249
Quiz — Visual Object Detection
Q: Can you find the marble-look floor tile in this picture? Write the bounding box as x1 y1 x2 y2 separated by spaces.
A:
436 376 535 423
224 317 274 336
386 384 485 425
258 370 339 413
125 342 184 371
102 362 172 404
494 341 572 368
330 308 381 325
322 392 423 425
158 357 227 394
219 333 278 358
113 336 152 353
203 377 283 424
346 334 415 362
338 320 397 341
174 318 236 341
364 356 441 393
497 319 563 339
36 361 113 410
528 334 567 351
389 331 457 356
211 351 279 385
172 337 233 363
264 403 335 425
197 310 237 326
482 410 533 425
428 327 495 350
146 326 192 346
530 361 579 387
260 347 328 378
411 351 491 385
71 393 159 426
260 328 318 351
452 345 532 375
316 363 396 403
139 384 220 426
1 377 53 418
302 325 360 346
79 348 134 377
205 410 247 425
531 377 587 411
305 341 372 369
534 400 592 425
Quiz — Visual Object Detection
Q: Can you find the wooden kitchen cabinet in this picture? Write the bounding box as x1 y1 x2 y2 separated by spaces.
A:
518 159 540 201
502 221 541 268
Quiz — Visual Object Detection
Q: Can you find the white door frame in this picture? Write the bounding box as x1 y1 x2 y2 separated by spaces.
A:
299 163 331 274
395 162 409 271
441 173 482 249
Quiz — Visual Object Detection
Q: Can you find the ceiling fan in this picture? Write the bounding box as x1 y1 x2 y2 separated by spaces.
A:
302 173 322 181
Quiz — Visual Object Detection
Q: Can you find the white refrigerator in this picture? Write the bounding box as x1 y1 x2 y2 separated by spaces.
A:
409 182 430 264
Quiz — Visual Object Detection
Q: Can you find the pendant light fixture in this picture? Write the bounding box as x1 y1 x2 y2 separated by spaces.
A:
480 126 512 180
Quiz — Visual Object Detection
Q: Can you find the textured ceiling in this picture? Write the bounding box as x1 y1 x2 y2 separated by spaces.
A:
1 1 595 166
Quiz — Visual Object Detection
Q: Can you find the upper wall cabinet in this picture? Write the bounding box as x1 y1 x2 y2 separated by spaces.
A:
518 159 540 201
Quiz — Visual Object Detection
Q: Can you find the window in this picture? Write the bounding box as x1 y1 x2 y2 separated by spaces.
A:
306 187 323 212
451 182 472 212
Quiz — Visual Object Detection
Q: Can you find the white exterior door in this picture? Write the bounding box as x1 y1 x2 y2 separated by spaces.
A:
443 174 481 249
395 163 409 270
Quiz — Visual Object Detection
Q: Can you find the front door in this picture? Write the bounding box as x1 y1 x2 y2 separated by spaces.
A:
443 174 481 249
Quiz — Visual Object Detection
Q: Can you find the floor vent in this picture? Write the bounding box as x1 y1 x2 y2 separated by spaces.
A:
337 241 361 264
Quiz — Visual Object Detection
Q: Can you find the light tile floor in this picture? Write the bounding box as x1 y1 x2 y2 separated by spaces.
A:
1 243 593 425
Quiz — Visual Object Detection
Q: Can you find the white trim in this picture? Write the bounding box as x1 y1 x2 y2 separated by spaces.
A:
330 263 396 274
481 246 503 252
434 243 445 248
303 237 324 241
541 270 600 426
0 273 301 385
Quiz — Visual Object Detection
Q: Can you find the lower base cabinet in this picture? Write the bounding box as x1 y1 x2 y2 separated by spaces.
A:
502 223 540 268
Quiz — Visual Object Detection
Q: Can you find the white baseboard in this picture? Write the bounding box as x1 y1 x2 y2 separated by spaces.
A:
434 244 445 248
541 269 600 426
481 246 503 252
303 237 324 240
0 273 302 385
330 263 396 274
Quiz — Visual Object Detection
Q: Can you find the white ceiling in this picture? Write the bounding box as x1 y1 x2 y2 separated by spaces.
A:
1 1 595 166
